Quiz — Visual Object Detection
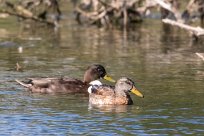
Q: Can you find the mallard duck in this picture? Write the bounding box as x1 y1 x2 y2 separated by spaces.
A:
15 64 115 94
88 77 144 105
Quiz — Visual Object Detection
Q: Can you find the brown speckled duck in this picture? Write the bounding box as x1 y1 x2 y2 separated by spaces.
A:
88 77 144 105
16 64 115 94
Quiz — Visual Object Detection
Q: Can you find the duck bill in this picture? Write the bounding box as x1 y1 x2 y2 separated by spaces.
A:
131 86 144 98
103 75 116 82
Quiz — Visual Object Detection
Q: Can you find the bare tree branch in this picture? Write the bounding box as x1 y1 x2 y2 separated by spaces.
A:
154 0 182 21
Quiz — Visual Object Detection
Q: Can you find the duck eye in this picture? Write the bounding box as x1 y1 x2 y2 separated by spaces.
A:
97 68 102 73
97 68 105 77
125 81 131 85
124 81 133 91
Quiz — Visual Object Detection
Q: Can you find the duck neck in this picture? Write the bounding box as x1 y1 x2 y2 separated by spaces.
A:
83 76 92 84
83 70 98 84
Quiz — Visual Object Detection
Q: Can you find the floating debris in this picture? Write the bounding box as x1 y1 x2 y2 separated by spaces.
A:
18 46 23 53
195 53 204 61
15 62 23 72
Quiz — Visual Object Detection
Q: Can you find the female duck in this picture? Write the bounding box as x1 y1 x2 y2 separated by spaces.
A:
88 77 144 105
16 64 115 94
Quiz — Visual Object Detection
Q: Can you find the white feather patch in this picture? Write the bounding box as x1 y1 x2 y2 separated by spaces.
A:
89 80 102 86
88 80 102 94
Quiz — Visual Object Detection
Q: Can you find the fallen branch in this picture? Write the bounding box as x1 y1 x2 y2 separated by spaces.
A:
0 1 57 27
154 0 181 20
0 9 55 26
154 0 172 12
195 53 204 61
75 0 142 28
75 6 108 21
162 19 204 37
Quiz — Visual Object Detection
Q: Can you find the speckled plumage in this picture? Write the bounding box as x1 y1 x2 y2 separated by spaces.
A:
88 77 144 105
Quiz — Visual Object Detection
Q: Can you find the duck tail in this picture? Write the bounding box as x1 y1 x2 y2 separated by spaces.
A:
15 79 31 88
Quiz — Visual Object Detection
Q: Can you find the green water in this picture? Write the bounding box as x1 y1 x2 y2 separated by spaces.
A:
0 8 204 136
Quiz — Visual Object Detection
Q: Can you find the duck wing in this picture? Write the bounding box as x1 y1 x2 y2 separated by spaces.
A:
15 78 56 88
16 77 88 94
91 85 115 96
19 77 80 88
28 78 53 87
89 85 117 105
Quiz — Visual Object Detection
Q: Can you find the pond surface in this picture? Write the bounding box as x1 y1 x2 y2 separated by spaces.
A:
0 7 204 136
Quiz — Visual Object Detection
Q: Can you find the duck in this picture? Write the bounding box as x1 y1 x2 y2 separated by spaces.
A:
88 77 144 105
15 64 115 94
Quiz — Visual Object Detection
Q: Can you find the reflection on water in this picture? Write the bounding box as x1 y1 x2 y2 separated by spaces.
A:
0 11 204 135
88 104 141 113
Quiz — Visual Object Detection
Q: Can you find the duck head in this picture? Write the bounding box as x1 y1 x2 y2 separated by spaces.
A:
83 64 115 84
115 77 144 98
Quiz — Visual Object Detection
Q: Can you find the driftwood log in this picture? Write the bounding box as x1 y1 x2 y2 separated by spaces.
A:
196 53 204 61
162 18 204 39
154 0 181 21
19 0 61 22
182 0 204 24
0 0 204 34
74 0 185 27
0 0 61 27
75 0 143 28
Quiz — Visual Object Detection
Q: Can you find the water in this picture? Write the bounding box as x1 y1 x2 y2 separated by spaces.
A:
0 7 204 136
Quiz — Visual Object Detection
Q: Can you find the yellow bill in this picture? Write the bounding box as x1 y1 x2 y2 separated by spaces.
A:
131 86 144 98
103 75 116 82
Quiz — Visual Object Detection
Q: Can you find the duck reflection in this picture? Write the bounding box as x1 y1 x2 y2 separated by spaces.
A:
88 104 130 113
